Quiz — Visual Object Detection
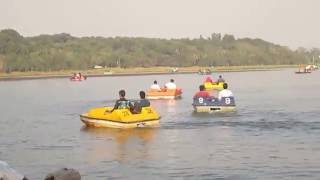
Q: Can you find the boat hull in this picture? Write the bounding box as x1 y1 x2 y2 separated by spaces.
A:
80 107 160 129
193 97 236 113
193 105 236 113
204 82 224 91
146 88 182 100
80 115 160 129
295 71 311 74
147 95 181 100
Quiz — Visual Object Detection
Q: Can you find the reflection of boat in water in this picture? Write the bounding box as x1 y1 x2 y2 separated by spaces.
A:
80 107 160 129
80 127 157 162
81 126 157 143
146 88 182 99
295 71 311 74
204 82 224 91
70 76 87 81
193 97 236 113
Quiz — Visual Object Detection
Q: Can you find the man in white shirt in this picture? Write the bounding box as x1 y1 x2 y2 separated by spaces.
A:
218 83 233 100
165 79 177 89
150 80 161 91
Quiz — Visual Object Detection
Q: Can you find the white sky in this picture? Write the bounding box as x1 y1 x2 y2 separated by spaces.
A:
1 0 320 49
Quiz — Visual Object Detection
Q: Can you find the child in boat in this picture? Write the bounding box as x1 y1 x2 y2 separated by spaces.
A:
150 80 161 91
165 79 177 89
218 83 234 100
105 89 133 113
193 85 212 99
132 91 151 114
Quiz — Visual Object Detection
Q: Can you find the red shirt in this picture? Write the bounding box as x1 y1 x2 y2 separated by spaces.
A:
205 77 213 83
194 91 211 98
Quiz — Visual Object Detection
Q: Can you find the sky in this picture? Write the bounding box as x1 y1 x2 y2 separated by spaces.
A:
1 0 320 49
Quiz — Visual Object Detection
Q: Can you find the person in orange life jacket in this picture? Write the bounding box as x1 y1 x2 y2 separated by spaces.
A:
193 85 212 99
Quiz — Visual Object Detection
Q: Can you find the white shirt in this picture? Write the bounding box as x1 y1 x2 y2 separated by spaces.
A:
218 89 233 100
165 82 177 89
150 84 161 90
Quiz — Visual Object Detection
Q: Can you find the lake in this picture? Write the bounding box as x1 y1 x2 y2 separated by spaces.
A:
1 69 320 179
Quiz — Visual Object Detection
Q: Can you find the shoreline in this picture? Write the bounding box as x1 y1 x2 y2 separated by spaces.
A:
0 65 296 81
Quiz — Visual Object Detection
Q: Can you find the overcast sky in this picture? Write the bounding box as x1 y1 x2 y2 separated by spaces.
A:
1 0 319 49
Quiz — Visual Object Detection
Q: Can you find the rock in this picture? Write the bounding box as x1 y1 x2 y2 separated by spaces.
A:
0 161 26 180
44 168 81 180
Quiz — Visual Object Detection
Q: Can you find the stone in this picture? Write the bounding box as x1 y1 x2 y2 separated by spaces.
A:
44 168 81 180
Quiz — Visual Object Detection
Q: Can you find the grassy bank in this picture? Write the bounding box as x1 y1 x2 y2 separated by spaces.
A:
0 65 297 80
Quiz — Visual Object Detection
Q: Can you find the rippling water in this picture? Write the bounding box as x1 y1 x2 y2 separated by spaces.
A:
1 69 320 179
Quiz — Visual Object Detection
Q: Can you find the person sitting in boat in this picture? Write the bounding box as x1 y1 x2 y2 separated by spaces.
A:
193 85 212 99
150 80 161 91
132 91 151 114
217 75 225 83
105 89 133 113
165 79 177 89
205 76 213 83
218 83 233 100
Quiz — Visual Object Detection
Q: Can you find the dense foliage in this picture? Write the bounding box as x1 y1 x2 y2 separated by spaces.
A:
0 29 318 72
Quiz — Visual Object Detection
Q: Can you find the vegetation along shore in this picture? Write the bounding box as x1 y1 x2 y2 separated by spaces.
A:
0 28 318 80
0 65 297 81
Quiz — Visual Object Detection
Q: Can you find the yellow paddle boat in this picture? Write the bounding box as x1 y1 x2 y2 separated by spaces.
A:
80 107 160 129
204 82 224 91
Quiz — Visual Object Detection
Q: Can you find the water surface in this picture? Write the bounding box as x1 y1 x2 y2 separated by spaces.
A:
0 69 320 179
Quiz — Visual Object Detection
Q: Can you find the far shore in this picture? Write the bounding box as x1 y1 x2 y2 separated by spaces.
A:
0 65 297 81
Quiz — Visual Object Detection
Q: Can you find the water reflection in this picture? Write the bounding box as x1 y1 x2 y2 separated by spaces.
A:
150 99 178 114
81 127 158 162
81 127 157 144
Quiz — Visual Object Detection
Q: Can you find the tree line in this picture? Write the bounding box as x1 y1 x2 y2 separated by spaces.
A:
0 29 318 72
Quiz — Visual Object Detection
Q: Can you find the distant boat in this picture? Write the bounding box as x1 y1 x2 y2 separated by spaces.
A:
198 69 212 75
295 71 311 74
295 65 311 74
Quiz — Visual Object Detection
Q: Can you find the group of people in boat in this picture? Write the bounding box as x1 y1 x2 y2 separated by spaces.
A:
105 74 234 114
195 75 234 100
70 73 86 80
150 79 177 91
204 75 225 84
105 90 151 114
194 83 233 100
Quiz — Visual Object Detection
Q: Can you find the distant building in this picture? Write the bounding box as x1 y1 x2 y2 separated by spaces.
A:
94 65 103 69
